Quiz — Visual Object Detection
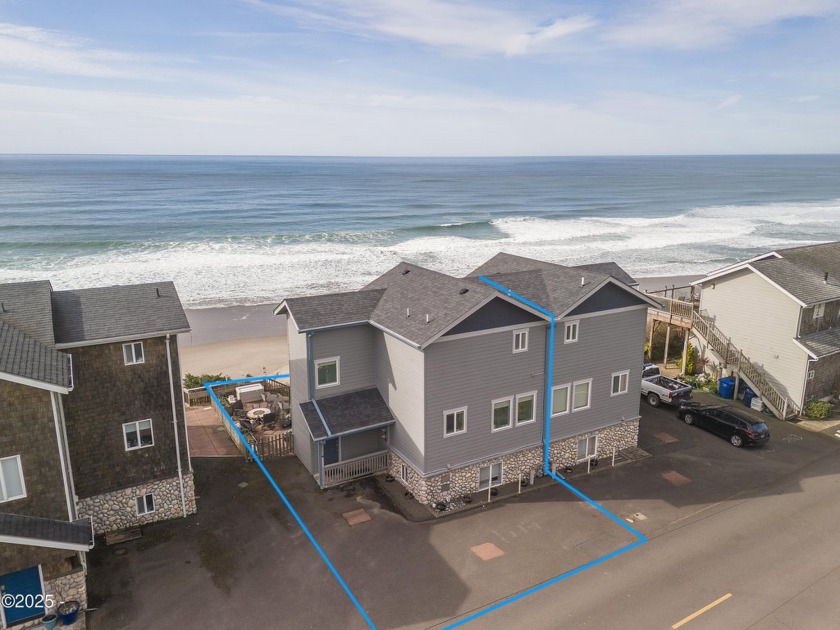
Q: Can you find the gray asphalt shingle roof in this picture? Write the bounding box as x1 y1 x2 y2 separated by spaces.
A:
280 289 385 331
0 320 71 388
0 281 55 345
573 262 638 287
751 257 840 305
299 388 395 441
798 328 840 358
51 281 190 345
0 512 93 549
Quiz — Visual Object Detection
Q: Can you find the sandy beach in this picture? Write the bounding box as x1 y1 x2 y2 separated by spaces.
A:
177 274 703 380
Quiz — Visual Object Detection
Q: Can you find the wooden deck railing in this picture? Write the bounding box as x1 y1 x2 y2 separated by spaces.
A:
322 450 389 487
650 295 696 320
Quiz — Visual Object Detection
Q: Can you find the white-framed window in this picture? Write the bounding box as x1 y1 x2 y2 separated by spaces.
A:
123 341 144 365
516 392 537 425
136 493 155 515
576 435 597 462
814 303 825 319
808 370 815 380
315 357 340 388
564 321 579 344
551 384 570 416
572 379 592 412
611 370 629 396
491 397 513 432
444 407 467 437
400 463 410 483
0 455 26 503
513 329 528 353
478 462 502 490
123 419 154 450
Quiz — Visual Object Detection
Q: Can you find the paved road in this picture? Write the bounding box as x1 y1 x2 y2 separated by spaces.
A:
87 396 840 630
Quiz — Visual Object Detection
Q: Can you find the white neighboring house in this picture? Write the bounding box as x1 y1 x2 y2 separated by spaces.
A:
692 241 840 413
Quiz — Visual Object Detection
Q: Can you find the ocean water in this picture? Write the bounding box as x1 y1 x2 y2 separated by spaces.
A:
1 154 839 308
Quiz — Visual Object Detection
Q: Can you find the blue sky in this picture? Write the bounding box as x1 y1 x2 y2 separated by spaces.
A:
1 0 838 155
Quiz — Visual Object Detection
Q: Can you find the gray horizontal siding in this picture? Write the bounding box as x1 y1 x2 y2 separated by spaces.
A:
424 325 547 474
340 429 385 460
375 332 425 469
312 325 376 398
549 308 646 441
287 316 317 475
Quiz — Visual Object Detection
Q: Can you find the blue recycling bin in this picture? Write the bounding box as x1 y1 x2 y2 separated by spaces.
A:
718 377 736 399
743 387 756 407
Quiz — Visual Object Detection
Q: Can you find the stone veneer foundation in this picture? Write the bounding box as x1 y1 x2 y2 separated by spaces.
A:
390 420 639 505
77 472 196 534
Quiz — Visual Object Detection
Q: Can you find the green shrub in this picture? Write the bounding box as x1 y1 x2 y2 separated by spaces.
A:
805 400 833 420
183 373 230 389
680 343 696 375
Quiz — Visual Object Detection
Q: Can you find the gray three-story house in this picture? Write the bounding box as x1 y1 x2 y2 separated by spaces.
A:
277 253 659 504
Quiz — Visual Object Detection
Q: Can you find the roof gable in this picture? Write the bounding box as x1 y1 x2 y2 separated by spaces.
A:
0 320 71 391
442 297 543 337
0 281 55 345
567 280 651 316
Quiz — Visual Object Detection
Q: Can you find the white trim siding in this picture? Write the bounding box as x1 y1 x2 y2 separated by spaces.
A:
491 396 513 432
611 370 629 396
431 320 545 344
572 379 592 412
314 356 340 388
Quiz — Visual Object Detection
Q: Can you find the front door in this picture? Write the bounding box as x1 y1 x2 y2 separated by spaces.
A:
0 566 44 626
323 438 339 466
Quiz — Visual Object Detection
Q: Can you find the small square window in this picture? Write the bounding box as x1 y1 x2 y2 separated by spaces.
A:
491 398 513 431
576 436 597 462
611 371 629 396
136 493 155 515
444 408 467 436
478 462 502 490
315 357 340 388
572 379 592 411
124 419 154 450
513 329 528 353
808 370 815 380
813 303 825 319
564 321 579 344
123 341 144 365
551 384 570 415
0 455 26 503
516 392 536 425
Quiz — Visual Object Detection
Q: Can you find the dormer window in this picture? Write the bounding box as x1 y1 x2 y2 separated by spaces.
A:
123 341 144 365
513 329 528 353
814 303 825 319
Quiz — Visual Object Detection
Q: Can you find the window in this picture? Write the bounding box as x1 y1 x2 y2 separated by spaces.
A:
123 341 144 365
808 370 815 380
315 357 340 388
491 397 513 431
814 303 825 319
576 436 597 462
513 329 528 353
551 384 570 415
611 370 629 396
136 493 155 515
400 463 410 483
572 379 592 411
516 392 536 425
444 407 467 437
124 419 154 450
564 321 579 344
478 462 502 490
0 455 26 503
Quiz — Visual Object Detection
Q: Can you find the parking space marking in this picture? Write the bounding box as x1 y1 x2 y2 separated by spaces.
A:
661 470 691 485
672 592 732 629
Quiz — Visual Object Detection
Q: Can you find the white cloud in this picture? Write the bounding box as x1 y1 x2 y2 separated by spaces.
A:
248 0 595 56
0 22 140 77
716 94 743 109
606 0 839 49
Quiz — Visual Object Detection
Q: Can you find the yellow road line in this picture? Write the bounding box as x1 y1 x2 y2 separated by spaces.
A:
672 593 733 629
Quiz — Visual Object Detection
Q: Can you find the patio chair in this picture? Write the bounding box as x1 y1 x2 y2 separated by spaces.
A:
280 411 292 429
240 417 257 432
261 412 277 430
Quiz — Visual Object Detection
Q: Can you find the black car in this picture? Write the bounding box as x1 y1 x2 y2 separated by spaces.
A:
676 403 770 447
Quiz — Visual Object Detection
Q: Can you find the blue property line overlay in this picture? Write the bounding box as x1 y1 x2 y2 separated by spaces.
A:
204 375 377 630
206 276 648 629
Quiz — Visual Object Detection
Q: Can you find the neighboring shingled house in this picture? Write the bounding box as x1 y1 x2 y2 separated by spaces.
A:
693 241 840 413
276 252 659 504
0 280 194 628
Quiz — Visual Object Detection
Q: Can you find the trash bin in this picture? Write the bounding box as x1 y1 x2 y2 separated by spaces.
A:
743 387 756 407
718 377 736 399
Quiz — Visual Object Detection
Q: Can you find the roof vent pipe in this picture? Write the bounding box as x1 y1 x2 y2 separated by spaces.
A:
580 276 585 287
825 272 829 284
459 288 469 295
406 308 410 317
426 314 430 323
156 287 161 297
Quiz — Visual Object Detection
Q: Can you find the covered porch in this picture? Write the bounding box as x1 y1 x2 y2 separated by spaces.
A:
300 388 394 488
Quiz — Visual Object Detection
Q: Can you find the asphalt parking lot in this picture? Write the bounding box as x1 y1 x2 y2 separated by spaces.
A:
86 394 840 630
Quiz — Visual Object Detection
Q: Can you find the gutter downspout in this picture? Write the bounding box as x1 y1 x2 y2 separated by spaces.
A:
50 391 75 522
307 332 331 488
478 276 556 471
165 334 188 518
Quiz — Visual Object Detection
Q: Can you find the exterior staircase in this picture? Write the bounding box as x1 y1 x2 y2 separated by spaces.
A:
651 296 800 420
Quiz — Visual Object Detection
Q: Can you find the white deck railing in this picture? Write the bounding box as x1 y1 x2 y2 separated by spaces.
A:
322 450 389 487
